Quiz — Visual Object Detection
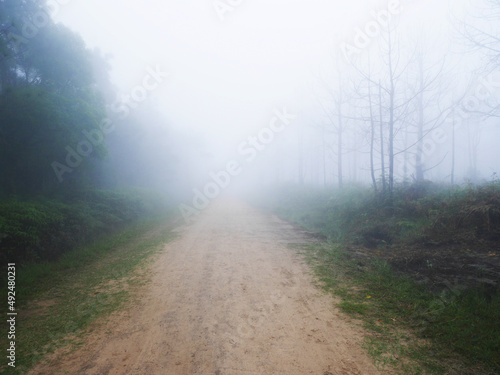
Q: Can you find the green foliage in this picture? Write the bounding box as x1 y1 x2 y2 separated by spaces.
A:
0 188 171 263
0 2 110 196
302 242 500 373
424 289 500 367
0 218 176 375
28 24 95 95
0 85 107 195
423 182 500 243
267 181 500 248
271 182 500 373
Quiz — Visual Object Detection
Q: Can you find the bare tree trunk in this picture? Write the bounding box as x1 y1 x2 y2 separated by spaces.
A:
378 81 386 193
368 81 378 191
451 116 455 185
403 127 409 182
298 123 304 185
389 105 394 194
352 139 357 182
337 109 343 189
415 56 425 181
322 126 327 187
467 120 481 181
388 32 395 196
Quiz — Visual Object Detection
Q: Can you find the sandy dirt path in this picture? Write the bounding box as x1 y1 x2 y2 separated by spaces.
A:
30 198 382 375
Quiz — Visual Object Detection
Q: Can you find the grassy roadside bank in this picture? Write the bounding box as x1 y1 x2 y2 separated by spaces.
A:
0 216 177 374
295 242 499 374
251 183 500 374
0 188 171 265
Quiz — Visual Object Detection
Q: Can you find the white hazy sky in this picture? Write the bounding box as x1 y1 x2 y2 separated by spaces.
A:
52 0 471 149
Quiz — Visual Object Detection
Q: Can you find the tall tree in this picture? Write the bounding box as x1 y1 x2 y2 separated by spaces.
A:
0 2 110 195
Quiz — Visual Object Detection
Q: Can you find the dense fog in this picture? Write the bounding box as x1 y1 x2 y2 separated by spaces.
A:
4 2 500 373
4 0 498 210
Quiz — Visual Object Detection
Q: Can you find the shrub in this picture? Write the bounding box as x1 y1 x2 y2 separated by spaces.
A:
0 188 170 263
264 181 500 248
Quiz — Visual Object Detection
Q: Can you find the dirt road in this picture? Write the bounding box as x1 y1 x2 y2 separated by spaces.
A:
30 199 382 375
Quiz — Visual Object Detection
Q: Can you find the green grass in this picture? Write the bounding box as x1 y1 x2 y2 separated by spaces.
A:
0 217 177 374
254 182 500 372
256 181 500 248
0 187 173 264
297 242 500 374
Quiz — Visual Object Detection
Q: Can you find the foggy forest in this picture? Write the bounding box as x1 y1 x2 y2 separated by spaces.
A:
1 1 499 374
